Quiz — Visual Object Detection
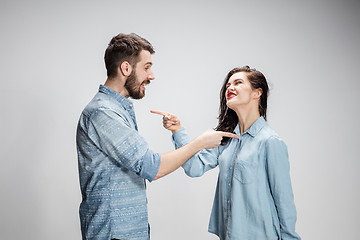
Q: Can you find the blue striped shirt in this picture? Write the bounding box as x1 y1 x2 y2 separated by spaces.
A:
76 85 161 240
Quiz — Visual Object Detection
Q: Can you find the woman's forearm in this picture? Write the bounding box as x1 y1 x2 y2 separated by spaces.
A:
155 137 204 180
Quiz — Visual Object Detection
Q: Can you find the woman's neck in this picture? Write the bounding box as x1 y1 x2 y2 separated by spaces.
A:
234 106 261 134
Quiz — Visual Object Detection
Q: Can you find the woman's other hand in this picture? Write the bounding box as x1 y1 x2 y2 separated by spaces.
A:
150 110 182 134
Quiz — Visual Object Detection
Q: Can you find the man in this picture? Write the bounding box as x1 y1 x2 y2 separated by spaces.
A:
76 33 238 240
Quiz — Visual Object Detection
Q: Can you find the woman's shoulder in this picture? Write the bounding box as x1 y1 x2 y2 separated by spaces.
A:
258 122 280 139
256 122 287 148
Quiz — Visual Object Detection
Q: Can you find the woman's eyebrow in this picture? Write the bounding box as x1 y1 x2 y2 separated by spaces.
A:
232 78 243 81
227 78 243 85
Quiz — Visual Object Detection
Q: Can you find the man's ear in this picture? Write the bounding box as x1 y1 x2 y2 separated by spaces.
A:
119 61 133 77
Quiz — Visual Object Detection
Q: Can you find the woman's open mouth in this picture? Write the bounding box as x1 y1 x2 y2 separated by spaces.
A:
226 92 236 100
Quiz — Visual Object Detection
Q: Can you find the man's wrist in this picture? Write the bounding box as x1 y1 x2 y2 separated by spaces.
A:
192 135 205 151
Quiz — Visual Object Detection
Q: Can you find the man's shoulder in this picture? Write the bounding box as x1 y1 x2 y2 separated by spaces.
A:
83 92 125 118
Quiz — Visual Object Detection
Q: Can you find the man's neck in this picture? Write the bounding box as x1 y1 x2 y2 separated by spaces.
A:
104 77 129 98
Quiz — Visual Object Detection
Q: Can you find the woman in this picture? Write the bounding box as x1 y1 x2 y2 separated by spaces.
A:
154 66 301 239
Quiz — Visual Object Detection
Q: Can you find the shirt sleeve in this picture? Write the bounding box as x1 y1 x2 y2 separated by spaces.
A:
172 128 219 177
265 136 301 240
87 108 160 182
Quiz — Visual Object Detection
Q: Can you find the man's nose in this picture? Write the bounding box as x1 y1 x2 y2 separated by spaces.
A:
148 70 155 80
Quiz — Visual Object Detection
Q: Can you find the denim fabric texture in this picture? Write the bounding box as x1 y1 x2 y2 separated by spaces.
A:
76 85 161 240
173 117 301 240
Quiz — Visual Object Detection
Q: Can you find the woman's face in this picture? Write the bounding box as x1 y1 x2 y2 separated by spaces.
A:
225 72 257 110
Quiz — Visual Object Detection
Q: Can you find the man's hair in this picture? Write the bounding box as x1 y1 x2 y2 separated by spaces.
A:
104 33 155 78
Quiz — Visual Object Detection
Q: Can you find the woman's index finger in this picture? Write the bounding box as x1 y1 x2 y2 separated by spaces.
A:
150 110 168 116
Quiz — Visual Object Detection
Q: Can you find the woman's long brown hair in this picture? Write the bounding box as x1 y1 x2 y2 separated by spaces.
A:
215 66 269 144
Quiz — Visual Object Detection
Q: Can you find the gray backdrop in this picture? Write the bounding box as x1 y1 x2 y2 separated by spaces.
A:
1 0 359 239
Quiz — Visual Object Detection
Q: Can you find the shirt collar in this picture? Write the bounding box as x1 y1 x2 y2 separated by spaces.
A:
98 84 134 110
234 116 266 137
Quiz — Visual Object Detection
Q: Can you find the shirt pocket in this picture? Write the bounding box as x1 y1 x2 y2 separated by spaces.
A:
233 160 256 184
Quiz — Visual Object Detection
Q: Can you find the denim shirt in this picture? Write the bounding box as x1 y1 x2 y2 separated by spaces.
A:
76 85 161 240
173 117 300 240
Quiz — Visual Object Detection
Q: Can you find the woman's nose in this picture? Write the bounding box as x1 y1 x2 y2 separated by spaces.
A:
227 84 234 90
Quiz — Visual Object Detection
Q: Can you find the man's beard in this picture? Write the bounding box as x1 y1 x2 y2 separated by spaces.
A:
124 70 149 99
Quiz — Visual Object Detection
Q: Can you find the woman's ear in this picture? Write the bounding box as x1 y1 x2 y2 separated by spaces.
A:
119 61 133 77
253 88 263 100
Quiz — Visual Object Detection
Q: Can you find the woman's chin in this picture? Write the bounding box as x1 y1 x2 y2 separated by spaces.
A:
226 102 236 111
